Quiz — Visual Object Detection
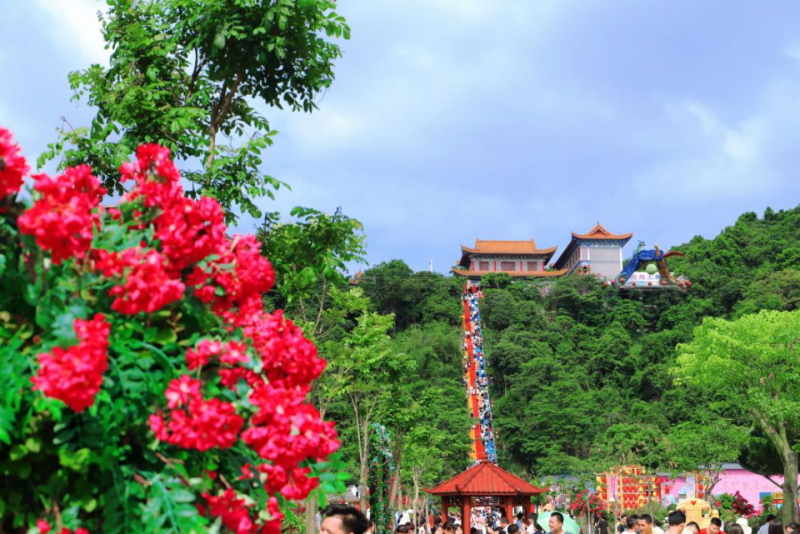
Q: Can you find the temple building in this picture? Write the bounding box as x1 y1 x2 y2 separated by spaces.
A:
454 224 632 281
553 223 632 280
454 239 568 278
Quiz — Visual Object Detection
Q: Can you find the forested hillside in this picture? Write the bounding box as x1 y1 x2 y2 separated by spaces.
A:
348 205 800 481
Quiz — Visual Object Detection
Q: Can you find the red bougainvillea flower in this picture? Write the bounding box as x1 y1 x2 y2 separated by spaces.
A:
0 127 29 198
185 339 249 371
121 143 183 208
202 489 255 534
154 196 228 272
259 463 320 500
150 376 244 451
241 311 325 388
30 314 110 412
35 522 88 534
201 490 283 534
18 165 105 264
186 234 275 324
241 382 339 469
92 247 185 314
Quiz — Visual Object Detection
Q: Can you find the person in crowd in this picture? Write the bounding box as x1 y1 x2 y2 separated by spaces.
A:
508 526 521 534
734 519 751 534
767 520 784 534
515 513 525 531
456 525 464 534
548 513 567 534
320 504 370 534
475 512 488 534
532 516 545 534
596 514 609 534
665 511 686 534
366 522 376 534
699 517 724 534
758 517 777 534
623 516 639 534
684 523 700 534
785 524 800 534
639 515 663 534
728 525 745 534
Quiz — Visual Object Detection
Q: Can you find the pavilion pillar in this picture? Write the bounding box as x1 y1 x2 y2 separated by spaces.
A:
462 495 472 534
442 496 449 524
527 498 535 522
504 495 513 523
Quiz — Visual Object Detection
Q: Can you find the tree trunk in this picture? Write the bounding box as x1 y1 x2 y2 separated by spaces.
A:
390 455 402 517
306 494 318 534
360 458 369 512
780 445 798 523
752 410 799 524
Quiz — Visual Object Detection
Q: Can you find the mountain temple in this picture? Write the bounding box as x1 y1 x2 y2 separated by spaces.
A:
454 223 632 281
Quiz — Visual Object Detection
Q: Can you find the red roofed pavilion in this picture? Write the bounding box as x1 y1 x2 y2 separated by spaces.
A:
426 461 546 532
455 239 566 278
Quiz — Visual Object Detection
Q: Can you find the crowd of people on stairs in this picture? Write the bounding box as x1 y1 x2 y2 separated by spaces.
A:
462 280 497 463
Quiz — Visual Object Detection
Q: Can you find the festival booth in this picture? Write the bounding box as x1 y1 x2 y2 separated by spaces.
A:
426 460 547 532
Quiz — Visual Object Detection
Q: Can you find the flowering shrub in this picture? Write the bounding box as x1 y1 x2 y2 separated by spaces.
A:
570 490 604 519
0 127 342 533
717 492 756 523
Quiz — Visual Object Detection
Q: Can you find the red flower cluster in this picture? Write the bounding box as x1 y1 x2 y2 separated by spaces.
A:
259 463 320 500
155 196 228 272
187 234 275 324
570 490 604 519
242 311 326 388
200 489 282 534
31 314 110 412
18 165 105 264
121 144 228 271
36 520 88 534
92 247 185 314
732 491 755 516
185 339 249 371
120 143 183 208
0 127 29 198
240 382 338 500
149 376 244 451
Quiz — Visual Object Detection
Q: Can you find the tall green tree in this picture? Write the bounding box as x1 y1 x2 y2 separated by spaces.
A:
674 310 800 523
328 308 414 511
40 0 350 222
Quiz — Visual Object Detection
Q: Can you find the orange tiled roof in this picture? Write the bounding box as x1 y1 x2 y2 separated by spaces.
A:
453 268 568 278
426 460 547 496
461 239 557 255
571 223 632 241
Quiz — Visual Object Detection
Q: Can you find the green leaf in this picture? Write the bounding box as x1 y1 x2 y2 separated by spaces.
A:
9 444 27 461
213 33 226 49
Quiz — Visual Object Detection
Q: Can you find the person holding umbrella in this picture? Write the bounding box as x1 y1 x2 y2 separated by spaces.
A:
549 513 567 534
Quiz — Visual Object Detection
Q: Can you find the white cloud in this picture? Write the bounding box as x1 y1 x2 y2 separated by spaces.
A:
34 0 108 65
631 90 796 204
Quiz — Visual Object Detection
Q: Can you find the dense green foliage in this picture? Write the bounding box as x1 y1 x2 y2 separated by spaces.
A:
40 0 349 223
344 206 800 490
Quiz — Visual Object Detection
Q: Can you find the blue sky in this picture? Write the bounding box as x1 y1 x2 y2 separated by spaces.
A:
3 1 800 273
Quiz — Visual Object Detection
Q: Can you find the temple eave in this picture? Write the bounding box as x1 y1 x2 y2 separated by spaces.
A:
453 269 568 278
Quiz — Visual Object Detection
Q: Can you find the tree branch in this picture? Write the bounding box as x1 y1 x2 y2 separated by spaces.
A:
206 72 243 169
313 278 328 337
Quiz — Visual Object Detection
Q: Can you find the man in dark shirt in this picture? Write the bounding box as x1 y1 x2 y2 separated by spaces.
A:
597 517 609 534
